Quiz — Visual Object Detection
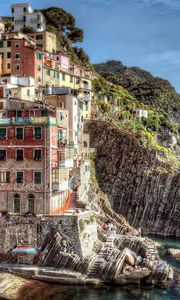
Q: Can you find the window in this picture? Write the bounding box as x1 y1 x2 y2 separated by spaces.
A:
70 75 73 83
16 172 23 183
41 109 48 117
16 64 20 71
54 71 56 78
27 89 30 97
37 53 43 60
0 41 3 48
16 149 23 161
16 110 22 117
37 14 40 20
12 25 14 31
85 102 89 111
21 103 25 109
34 149 41 161
85 165 89 172
15 43 20 49
83 141 88 148
57 72 59 79
0 128 6 139
62 73 66 81
28 194 35 213
7 63 11 69
23 7 26 12
0 52 4 58
34 127 42 139
16 128 23 139
60 112 63 121
23 16 26 22
37 24 41 29
0 149 6 160
58 131 63 140
0 171 10 183
46 69 50 76
36 35 43 40
13 194 20 213
6 172 10 183
37 75 41 82
7 52 11 58
38 65 41 71
12 8 14 13
15 53 20 60
34 172 41 184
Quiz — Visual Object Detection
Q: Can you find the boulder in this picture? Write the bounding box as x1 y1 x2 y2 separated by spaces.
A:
166 248 180 259
115 268 151 285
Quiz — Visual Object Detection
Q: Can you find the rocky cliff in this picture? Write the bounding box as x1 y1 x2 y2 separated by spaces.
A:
86 120 180 237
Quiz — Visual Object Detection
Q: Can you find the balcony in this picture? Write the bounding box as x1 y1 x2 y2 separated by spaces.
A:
14 19 25 24
79 83 91 90
0 116 57 126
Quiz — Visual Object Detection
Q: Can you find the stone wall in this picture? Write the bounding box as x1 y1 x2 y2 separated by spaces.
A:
85 120 180 237
0 212 97 257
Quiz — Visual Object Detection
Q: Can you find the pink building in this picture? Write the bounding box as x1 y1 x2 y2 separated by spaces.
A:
54 54 70 71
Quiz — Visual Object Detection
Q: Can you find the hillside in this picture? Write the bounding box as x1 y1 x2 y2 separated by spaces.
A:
40 7 93 69
94 60 180 123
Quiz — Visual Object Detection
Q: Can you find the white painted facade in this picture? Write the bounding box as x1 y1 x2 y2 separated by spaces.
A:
11 3 46 32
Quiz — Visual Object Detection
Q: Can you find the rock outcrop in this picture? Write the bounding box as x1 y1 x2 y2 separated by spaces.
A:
85 120 180 237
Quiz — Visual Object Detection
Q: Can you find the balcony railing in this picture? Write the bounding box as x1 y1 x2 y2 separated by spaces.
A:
0 116 57 125
14 19 25 23
80 84 91 90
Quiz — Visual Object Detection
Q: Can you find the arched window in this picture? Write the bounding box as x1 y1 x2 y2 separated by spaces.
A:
83 141 88 148
28 194 35 213
14 194 20 213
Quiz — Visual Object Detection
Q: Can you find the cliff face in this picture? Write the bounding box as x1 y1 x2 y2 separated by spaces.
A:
86 120 180 237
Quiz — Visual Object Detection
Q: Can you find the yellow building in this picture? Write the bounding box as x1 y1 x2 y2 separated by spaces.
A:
8 86 42 101
29 31 57 53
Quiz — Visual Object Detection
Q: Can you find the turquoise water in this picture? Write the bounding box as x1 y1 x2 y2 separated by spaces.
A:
147 235 180 270
42 283 180 300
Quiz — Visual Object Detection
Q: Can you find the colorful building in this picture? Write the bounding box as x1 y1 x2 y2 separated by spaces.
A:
0 100 73 215
11 3 46 32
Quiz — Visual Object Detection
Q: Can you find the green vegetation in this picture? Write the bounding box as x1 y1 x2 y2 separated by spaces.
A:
21 26 34 33
41 7 92 69
94 60 180 122
92 76 179 168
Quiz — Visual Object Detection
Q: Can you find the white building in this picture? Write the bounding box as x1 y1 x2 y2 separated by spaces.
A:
134 109 148 118
11 3 46 32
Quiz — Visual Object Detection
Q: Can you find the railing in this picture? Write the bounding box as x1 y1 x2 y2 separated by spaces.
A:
80 84 91 90
0 116 56 125
14 19 25 23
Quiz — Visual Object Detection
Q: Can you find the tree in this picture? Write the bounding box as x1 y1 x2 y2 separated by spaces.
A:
41 7 83 43
67 28 83 43
21 26 34 33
